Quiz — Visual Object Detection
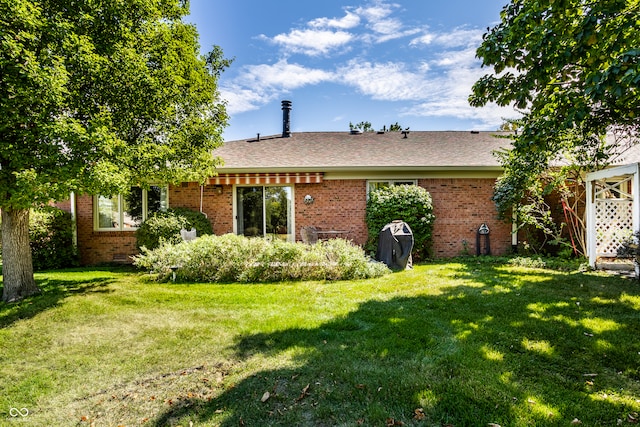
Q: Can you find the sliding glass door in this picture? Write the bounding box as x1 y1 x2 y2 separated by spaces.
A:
236 186 293 240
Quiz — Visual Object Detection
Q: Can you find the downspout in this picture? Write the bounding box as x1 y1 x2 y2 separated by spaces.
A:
633 163 640 278
70 192 78 248
200 185 207 218
511 209 518 253
586 178 595 268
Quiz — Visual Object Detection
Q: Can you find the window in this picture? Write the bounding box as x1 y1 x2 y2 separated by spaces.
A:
95 186 168 231
236 186 293 241
367 180 417 197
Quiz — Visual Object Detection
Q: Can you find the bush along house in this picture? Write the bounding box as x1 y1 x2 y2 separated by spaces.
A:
66 101 516 265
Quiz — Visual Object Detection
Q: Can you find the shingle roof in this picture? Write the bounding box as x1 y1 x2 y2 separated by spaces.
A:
213 131 512 173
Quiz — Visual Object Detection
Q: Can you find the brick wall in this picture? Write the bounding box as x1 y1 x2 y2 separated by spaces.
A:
75 194 138 265
71 177 512 265
295 180 368 244
420 178 512 257
168 182 234 235
295 177 512 257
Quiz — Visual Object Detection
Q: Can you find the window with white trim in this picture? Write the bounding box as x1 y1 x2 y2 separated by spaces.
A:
94 186 168 231
367 180 417 197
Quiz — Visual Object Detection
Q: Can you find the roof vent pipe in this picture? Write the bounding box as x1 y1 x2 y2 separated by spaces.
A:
281 100 292 138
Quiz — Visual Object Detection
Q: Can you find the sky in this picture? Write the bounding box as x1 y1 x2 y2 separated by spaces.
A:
186 0 518 141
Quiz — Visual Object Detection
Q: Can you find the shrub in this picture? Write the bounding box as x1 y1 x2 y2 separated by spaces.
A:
133 234 390 283
30 207 78 270
135 208 213 250
365 185 435 261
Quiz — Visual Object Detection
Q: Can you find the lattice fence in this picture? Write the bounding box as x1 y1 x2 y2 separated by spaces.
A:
594 199 634 256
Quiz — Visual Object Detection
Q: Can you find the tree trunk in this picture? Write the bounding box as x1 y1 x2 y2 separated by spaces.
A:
1 207 39 302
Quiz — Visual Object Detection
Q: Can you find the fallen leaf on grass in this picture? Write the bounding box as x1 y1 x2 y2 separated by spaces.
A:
296 384 310 402
385 418 404 426
628 412 639 423
261 391 270 402
413 408 425 420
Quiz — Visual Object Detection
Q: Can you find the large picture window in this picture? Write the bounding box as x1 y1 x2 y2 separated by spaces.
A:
236 186 293 241
94 186 168 231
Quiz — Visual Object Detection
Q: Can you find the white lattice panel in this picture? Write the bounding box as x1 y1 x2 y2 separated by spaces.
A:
595 199 634 256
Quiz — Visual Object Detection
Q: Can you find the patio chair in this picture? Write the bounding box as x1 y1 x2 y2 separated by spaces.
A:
300 226 319 244
180 227 197 242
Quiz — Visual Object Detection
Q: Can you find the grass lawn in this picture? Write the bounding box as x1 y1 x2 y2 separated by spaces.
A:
1 260 639 426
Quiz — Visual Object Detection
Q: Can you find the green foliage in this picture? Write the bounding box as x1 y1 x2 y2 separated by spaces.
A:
133 234 390 282
135 208 212 250
349 121 374 132
0 0 230 207
29 208 78 271
349 121 409 132
617 230 640 266
0 0 230 300
470 0 640 135
365 185 435 260
471 0 640 245
387 122 404 132
1 207 77 271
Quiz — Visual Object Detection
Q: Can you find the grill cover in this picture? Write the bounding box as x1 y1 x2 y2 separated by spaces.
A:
375 220 414 270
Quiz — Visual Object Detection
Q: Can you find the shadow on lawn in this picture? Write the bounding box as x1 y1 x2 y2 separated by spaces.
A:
0 272 115 328
152 262 640 426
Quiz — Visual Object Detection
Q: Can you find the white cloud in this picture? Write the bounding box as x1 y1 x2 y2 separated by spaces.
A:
337 60 435 101
434 27 483 48
410 32 435 46
432 46 478 68
241 60 335 89
220 86 265 115
411 27 483 49
354 2 395 23
271 29 354 56
353 1 419 43
221 60 336 114
220 2 511 130
309 11 361 29
399 65 519 129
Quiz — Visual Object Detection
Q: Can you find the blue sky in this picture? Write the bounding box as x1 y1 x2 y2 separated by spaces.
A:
186 0 518 141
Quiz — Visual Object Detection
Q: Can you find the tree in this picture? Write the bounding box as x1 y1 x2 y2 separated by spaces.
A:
1 0 231 302
469 0 640 253
349 121 374 132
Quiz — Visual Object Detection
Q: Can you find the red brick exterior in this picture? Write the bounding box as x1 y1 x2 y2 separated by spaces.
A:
67 177 512 265
295 179 368 245
420 178 512 257
74 194 137 265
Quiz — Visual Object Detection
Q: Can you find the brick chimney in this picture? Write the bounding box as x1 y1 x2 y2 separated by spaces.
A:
281 100 292 138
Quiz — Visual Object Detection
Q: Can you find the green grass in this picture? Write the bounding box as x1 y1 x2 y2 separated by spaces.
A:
1 261 639 426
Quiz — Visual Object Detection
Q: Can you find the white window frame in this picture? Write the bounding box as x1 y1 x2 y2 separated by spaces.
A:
94 186 168 231
233 184 295 242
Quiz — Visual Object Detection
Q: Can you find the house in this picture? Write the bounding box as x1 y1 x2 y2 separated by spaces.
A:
68 101 517 265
